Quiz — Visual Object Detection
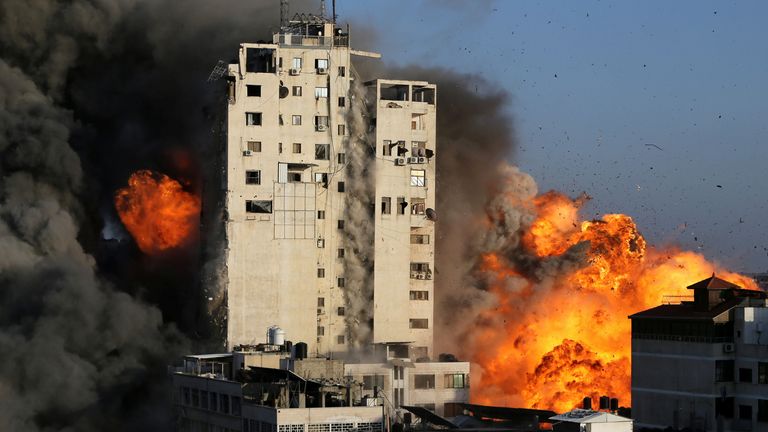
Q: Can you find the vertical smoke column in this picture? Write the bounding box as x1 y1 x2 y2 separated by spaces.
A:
341 79 376 348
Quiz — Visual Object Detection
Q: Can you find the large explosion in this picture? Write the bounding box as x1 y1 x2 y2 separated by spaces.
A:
469 184 757 413
114 170 201 255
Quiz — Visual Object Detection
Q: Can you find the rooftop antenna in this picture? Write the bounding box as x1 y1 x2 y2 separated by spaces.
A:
280 0 289 29
320 0 327 18
332 0 337 23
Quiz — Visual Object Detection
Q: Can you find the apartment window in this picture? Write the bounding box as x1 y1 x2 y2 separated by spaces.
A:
279 114 284 125
337 307 345 316
337 219 344 229
232 397 241 416
410 290 429 300
220 394 230 414
740 404 753 420
317 268 325 278
246 112 262 126
316 58 329 69
200 391 209 409
740 367 753 383
317 297 325 307
245 170 261 185
397 197 406 215
246 85 261 97
246 200 272 213
315 116 329 129
337 152 346 164
411 113 425 130
292 143 301 153
337 335 345 344
411 198 426 215
338 96 345 107
445 374 467 388
279 142 283 153
759 400 768 421
314 172 329 187
381 197 392 214
444 403 463 417
414 374 435 389
410 318 429 329
314 87 329 98
716 360 735 382
338 124 345 135
411 234 430 244
363 375 385 390
411 262 431 273
292 57 302 69
338 181 345 192
318 210 326 219
246 141 262 152
338 248 345 258
292 86 302 96
759 362 768 384
288 172 301 182
315 144 330 160
317 238 325 248
317 326 325 336
338 66 346 77
292 115 302 125
210 392 218 412
410 170 426 187
382 140 392 156
337 277 345 288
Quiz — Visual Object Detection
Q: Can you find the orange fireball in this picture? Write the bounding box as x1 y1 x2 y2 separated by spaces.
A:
114 170 200 255
471 190 757 413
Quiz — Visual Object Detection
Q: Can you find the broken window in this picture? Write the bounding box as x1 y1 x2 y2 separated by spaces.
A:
317 326 325 336
411 113 425 130
314 172 328 188
410 170 426 187
338 124 345 135
245 170 261 185
314 87 328 98
317 297 325 307
291 57 302 69
380 83 409 101
337 335 345 345
245 112 262 126
292 86 302 96
382 140 392 156
410 234 430 244
338 66 346 77
315 144 330 160
397 197 406 215
292 143 301 153
337 307 345 316
337 152 346 164
246 141 261 152
338 96 345 107
317 210 325 219
292 115 302 125
410 319 429 330
337 219 344 230
245 200 272 213
337 181 345 192
338 248 345 258
381 197 391 215
411 198 426 214
414 374 435 388
317 268 325 278
412 86 436 104
246 85 262 97
337 277 345 288
245 48 276 73
314 116 329 131
410 290 429 300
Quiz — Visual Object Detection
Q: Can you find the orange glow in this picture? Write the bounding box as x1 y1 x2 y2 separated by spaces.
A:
114 170 200 255
472 190 757 413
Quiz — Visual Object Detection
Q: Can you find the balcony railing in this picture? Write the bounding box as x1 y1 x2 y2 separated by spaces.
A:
273 34 349 47
633 333 733 343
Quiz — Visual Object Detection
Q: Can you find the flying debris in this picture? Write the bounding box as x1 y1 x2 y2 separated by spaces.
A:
426 208 437 221
644 143 663 151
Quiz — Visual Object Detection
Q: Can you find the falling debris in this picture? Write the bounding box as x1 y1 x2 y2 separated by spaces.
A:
644 143 663 151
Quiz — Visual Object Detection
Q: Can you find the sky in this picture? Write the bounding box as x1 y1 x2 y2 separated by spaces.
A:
337 0 768 272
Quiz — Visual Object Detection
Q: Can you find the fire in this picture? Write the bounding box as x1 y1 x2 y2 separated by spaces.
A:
471 190 757 413
114 170 200 255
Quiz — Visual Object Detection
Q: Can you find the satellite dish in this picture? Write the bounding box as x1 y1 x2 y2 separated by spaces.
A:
426 208 437 221
279 86 289 98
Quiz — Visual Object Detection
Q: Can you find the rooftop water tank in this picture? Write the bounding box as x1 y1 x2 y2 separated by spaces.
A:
267 326 286 345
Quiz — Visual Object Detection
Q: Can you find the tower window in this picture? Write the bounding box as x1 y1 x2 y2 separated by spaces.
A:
246 85 261 97
245 112 262 126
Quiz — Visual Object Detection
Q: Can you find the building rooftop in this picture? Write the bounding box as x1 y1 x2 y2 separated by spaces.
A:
686 274 744 291
549 409 632 424
629 297 743 321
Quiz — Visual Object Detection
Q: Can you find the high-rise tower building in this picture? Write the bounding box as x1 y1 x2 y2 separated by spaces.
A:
222 15 437 359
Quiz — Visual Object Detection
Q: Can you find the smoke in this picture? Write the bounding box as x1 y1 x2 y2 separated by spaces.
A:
0 0 318 430
340 80 376 348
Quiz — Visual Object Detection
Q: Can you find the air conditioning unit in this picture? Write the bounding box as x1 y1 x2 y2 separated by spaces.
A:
425 273 432 280
243 150 253 156
317 307 325 315
407 157 419 164
395 158 406 166
289 68 300 76
416 273 425 280
417 157 427 164
316 124 327 132
723 343 735 353
410 272 419 279
317 67 328 75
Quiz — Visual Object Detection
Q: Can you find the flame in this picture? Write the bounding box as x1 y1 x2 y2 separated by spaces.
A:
472 190 757 413
114 170 200 255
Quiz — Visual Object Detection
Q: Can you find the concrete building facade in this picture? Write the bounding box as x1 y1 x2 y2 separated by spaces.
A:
222 16 437 360
630 275 768 431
